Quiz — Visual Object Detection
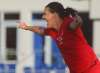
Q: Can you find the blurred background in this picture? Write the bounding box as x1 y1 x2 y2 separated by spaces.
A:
0 0 100 73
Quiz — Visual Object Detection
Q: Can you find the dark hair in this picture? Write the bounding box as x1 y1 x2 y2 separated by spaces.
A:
46 2 78 18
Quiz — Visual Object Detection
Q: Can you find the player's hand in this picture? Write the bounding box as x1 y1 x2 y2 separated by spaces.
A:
18 22 29 30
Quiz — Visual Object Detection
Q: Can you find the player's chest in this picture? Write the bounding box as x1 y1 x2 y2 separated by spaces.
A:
56 25 66 46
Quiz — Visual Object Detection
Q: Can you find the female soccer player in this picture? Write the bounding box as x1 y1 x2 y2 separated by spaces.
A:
18 2 100 73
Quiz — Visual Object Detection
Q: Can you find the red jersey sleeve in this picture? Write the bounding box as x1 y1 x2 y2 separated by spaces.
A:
44 28 58 40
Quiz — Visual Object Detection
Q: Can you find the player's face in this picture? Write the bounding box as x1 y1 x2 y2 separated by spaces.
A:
42 7 58 28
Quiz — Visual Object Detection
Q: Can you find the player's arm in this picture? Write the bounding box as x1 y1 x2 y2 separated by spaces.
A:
69 15 82 30
18 22 45 35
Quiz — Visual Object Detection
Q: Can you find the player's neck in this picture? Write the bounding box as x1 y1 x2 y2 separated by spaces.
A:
54 18 63 31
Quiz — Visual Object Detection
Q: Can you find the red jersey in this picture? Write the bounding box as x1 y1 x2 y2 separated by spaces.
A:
44 16 98 73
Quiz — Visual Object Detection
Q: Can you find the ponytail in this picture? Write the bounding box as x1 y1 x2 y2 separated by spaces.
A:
64 7 78 17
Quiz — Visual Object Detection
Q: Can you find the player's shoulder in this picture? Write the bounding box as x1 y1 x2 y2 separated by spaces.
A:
63 16 74 24
62 16 74 28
